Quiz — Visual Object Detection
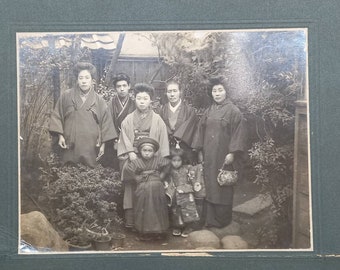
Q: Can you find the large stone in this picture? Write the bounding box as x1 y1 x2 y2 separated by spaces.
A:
21 211 69 252
221 235 248 249
187 230 220 249
233 194 272 216
208 221 241 239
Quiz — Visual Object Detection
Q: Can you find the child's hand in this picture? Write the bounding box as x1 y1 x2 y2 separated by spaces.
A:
129 152 137 161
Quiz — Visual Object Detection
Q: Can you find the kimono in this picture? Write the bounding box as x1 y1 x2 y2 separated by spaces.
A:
118 110 170 225
165 165 200 226
108 95 135 134
122 155 170 234
49 88 117 168
192 99 247 227
159 101 198 163
101 95 135 169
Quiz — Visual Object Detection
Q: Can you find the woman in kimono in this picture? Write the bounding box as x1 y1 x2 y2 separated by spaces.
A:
192 76 247 228
121 137 170 240
117 83 169 228
49 62 117 168
159 81 198 164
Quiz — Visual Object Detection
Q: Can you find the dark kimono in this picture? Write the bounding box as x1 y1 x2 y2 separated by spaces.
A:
159 101 198 164
108 95 135 134
49 88 117 168
122 156 170 234
101 95 135 168
192 99 247 227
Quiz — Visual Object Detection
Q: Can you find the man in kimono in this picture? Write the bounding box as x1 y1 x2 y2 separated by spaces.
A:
158 81 198 164
101 73 135 169
49 62 117 168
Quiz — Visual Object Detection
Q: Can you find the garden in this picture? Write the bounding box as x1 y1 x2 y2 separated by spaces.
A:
19 30 308 251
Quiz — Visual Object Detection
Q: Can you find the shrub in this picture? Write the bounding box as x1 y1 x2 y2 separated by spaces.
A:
38 154 123 245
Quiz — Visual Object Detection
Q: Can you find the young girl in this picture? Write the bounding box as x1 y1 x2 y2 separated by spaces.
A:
164 148 201 237
121 137 170 241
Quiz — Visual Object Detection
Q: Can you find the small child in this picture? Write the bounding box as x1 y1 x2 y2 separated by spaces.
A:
164 148 200 237
121 137 170 241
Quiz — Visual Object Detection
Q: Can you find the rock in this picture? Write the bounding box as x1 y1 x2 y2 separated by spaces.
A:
221 235 248 249
187 230 220 249
21 211 69 252
208 221 241 239
233 194 272 216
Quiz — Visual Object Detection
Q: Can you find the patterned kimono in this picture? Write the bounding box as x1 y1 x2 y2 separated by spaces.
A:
159 101 198 164
122 156 170 234
49 87 117 168
192 99 247 227
165 165 200 226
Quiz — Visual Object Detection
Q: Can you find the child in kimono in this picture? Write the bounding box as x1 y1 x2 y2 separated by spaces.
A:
121 137 170 241
164 148 200 237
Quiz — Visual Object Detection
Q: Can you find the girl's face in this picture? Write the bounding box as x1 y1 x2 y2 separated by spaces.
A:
77 70 93 92
140 145 155 160
211 84 227 104
171 156 182 169
166 84 181 106
135 92 152 112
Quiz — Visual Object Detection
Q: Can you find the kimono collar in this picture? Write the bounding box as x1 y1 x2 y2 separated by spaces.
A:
168 99 182 113
213 98 231 107
135 107 152 119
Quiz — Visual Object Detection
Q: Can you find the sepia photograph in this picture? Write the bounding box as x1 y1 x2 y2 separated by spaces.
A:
17 29 310 254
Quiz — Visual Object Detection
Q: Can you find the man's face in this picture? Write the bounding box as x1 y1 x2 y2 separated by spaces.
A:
115 80 130 99
166 83 181 105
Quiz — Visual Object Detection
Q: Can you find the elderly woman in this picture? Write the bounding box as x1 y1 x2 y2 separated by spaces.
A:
117 83 169 228
192 77 247 228
159 80 198 164
49 62 117 168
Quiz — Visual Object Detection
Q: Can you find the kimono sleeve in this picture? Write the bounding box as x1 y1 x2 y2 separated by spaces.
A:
99 99 117 143
191 109 208 150
229 108 248 153
121 159 137 182
117 115 135 156
155 116 170 157
173 106 198 146
49 94 65 136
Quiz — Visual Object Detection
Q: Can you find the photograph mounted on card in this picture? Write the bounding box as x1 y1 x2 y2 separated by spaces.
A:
17 28 311 254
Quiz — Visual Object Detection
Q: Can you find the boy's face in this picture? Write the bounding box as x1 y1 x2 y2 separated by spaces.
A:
115 80 130 99
171 156 182 169
140 145 155 160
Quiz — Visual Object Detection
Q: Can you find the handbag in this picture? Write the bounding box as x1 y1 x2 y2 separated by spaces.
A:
217 163 238 186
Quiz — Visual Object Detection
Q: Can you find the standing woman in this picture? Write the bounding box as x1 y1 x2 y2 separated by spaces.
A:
49 62 117 168
117 83 169 228
192 77 247 228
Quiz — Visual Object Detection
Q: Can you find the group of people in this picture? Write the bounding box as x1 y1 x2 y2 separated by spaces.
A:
49 61 247 242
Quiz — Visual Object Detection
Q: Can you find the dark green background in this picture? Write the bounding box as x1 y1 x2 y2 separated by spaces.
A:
1 0 339 269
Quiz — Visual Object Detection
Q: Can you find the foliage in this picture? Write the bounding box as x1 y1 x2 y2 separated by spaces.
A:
153 30 306 247
38 154 123 245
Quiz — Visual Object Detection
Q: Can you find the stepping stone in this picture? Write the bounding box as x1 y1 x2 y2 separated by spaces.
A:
187 230 220 249
208 221 241 239
221 235 248 249
233 194 272 216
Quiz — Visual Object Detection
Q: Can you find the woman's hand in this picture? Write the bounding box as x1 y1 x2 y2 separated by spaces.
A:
224 153 234 165
96 143 105 161
58 134 67 149
128 152 137 161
